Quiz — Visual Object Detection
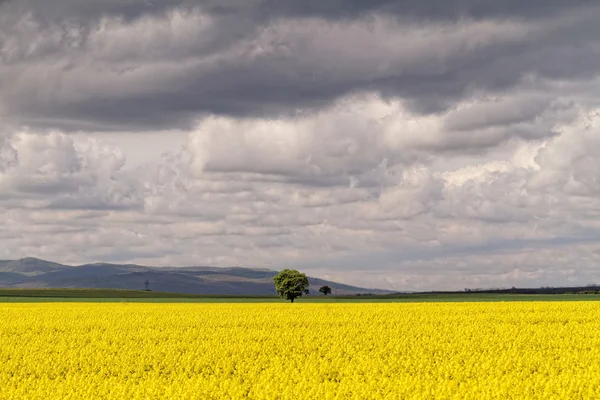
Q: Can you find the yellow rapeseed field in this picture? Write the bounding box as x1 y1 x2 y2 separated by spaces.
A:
1 302 600 399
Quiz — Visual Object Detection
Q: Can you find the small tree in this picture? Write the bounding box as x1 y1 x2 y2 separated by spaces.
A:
319 285 332 296
144 279 150 291
273 269 309 303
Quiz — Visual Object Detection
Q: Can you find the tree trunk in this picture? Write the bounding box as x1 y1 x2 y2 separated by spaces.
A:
290 298 294 303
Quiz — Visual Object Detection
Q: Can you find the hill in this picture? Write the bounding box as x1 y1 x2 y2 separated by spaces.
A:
0 258 389 296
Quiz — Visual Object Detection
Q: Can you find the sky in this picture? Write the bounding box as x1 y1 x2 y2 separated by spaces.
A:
1 0 600 291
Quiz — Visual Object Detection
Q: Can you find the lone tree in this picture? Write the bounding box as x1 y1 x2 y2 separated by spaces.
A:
273 269 309 303
319 285 332 296
144 279 150 291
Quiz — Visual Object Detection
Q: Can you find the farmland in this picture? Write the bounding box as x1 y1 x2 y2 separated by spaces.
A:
2 288 600 302
2 302 600 399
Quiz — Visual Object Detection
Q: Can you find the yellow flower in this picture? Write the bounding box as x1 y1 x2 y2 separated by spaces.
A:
1 302 599 399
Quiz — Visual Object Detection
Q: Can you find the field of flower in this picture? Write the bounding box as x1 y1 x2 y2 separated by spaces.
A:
1 302 600 399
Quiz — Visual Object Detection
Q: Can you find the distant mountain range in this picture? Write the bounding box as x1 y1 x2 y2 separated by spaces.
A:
0 258 390 296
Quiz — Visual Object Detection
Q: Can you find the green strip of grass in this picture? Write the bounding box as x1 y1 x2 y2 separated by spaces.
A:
2 289 600 302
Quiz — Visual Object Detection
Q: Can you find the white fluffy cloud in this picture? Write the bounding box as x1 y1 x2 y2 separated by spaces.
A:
0 130 138 210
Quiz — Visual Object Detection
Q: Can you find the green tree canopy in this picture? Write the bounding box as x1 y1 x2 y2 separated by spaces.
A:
273 269 310 303
319 285 332 296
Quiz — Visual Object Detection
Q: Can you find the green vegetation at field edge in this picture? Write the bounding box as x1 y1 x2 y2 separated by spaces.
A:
2 288 600 302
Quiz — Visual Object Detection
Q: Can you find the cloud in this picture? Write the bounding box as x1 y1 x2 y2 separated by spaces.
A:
2 1 600 131
256 0 598 21
11 0 595 23
2 95 599 291
2 0 600 290
0 130 140 210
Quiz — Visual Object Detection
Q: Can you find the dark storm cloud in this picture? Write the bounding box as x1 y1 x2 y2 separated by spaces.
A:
256 0 598 21
9 0 596 22
1 0 600 131
1 0 190 22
